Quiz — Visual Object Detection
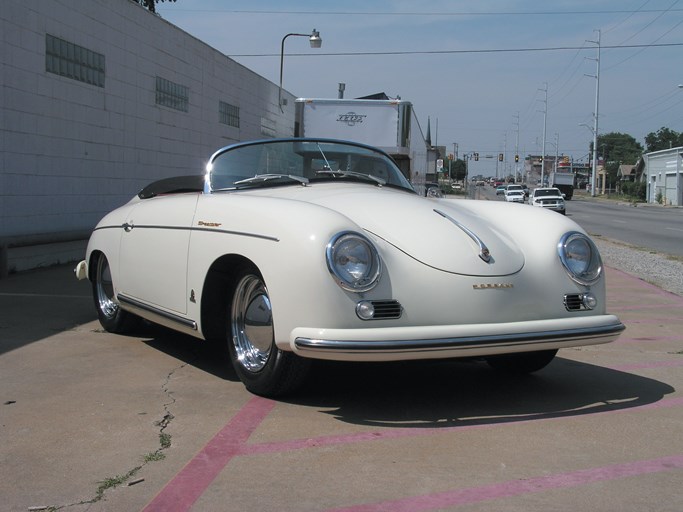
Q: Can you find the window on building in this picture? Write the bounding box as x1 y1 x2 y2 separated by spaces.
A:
155 76 189 112
219 101 240 127
45 34 105 87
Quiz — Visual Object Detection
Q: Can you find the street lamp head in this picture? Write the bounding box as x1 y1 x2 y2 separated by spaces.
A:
279 29 323 112
309 29 322 48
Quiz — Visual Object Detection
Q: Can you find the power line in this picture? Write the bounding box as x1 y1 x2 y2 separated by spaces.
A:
604 17 683 70
166 8 683 17
229 42 683 58
602 0 653 34
612 0 679 46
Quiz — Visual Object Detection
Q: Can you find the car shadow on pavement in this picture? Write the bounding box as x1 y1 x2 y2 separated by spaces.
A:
137 324 674 430
137 322 240 383
287 356 675 429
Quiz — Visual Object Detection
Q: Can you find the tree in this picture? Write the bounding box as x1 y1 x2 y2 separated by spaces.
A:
449 159 467 182
644 127 683 152
138 0 176 13
596 132 642 192
597 132 643 165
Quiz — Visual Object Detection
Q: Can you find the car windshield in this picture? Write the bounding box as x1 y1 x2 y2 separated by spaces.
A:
207 139 414 192
534 189 562 197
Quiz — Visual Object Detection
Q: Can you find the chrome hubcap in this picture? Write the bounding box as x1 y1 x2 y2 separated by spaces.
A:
231 274 274 373
95 256 118 319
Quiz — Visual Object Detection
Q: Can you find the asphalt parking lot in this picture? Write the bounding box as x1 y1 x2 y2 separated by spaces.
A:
1 263 682 511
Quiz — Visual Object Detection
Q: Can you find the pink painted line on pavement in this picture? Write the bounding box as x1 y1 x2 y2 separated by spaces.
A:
141 390 683 512
619 317 683 325
240 396 683 457
142 396 275 512
617 303 682 311
611 359 683 371
617 335 683 344
323 454 683 512
606 267 683 304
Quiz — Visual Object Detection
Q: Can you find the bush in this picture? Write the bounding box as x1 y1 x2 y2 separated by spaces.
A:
621 181 646 201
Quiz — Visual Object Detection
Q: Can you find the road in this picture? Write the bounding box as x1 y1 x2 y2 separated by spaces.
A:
476 183 683 257
568 199 683 257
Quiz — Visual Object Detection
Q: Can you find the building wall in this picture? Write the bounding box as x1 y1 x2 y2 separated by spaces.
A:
645 147 683 206
1 0 295 241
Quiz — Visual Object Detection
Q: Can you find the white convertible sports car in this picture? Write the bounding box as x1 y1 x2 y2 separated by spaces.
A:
75 138 624 396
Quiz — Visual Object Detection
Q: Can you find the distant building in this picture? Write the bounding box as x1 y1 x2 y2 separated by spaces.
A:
643 147 683 206
617 165 636 182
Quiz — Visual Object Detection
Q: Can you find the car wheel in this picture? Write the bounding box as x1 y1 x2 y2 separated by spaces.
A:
92 252 137 333
228 269 310 397
486 349 558 374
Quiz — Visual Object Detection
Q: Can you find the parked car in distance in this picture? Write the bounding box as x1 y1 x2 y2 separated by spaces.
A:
75 138 622 397
424 182 445 198
529 187 566 215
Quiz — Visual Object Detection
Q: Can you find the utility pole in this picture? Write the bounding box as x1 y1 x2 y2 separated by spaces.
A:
586 30 601 197
539 83 548 186
513 112 520 183
554 133 559 173
503 133 507 181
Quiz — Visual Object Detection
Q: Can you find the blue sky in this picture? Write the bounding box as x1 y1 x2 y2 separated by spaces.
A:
160 1 683 176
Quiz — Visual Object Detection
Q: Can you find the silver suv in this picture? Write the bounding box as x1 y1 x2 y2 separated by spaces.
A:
529 187 565 215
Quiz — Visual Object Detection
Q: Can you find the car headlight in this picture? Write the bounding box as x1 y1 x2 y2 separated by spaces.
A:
557 232 602 285
326 232 382 292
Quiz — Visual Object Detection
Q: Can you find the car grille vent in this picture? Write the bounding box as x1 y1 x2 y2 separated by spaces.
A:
371 300 403 319
564 294 586 311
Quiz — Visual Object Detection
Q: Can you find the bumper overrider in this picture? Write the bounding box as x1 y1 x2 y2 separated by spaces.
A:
291 315 624 361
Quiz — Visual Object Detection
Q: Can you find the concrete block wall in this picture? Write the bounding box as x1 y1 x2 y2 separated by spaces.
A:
1 0 295 247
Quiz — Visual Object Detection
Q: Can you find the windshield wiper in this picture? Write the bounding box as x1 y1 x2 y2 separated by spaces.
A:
314 169 386 186
233 174 309 186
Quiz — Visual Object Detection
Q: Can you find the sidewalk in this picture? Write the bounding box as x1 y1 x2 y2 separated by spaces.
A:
1 264 682 511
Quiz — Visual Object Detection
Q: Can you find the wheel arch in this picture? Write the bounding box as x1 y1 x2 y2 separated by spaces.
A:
87 249 104 282
200 253 258 341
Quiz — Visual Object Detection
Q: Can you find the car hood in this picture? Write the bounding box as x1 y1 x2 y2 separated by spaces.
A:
253 184 525 277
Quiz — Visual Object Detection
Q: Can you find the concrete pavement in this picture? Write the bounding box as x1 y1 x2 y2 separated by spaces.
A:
1 263 682 511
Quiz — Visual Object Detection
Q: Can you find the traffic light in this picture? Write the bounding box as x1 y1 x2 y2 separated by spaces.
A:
515 154 519 163
474 152 479 161
498 153 503 162
539 156 543 163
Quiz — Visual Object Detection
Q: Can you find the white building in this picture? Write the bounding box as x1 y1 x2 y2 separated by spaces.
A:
644 147 683 206
1 0 297 274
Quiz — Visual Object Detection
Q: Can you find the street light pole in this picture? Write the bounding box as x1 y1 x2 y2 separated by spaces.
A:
279 29 322 113
587 30 601 197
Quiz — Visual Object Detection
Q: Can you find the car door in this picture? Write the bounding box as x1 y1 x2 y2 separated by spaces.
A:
117 194 199 315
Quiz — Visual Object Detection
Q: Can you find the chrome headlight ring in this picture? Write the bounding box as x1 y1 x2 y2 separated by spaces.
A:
558 231 603 286
326 231 382 293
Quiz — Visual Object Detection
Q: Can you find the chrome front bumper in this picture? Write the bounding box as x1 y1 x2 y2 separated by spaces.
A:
291 316 625 362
